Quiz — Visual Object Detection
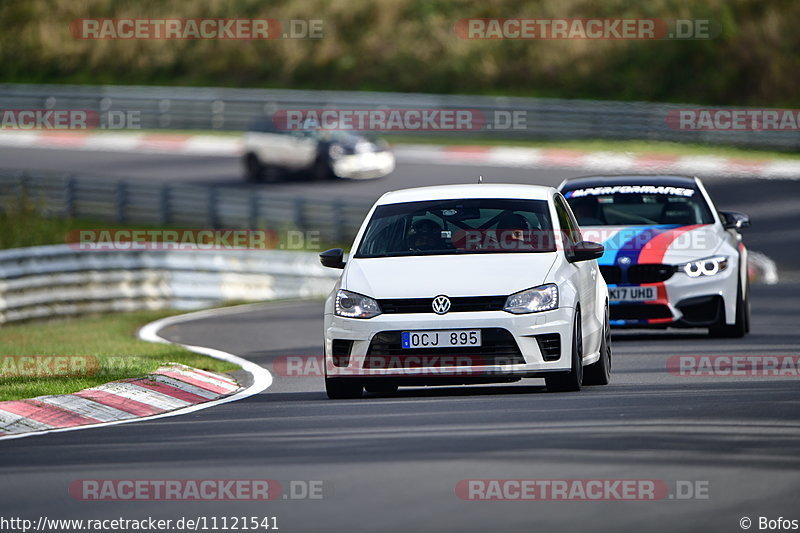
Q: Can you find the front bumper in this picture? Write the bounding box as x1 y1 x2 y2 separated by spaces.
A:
324 306 574 381
332 151 395 179
608 264 737 328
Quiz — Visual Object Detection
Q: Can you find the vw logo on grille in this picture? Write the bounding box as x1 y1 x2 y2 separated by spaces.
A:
432 295 451 315
618 256 631 265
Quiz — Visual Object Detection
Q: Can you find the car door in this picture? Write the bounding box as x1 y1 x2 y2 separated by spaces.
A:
249 118 293 166
285 130 319 169
554 194 601 357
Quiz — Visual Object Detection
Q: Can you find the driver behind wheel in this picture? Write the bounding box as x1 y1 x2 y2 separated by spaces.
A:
495 212 532 249
408 219 445 251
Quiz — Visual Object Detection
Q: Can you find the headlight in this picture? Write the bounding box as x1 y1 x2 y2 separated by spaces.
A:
504 284 559 314
680 256 729 278
329 144 345 159
335 289 382 319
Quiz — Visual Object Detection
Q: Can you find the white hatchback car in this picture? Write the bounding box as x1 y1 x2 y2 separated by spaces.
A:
320 184 611 399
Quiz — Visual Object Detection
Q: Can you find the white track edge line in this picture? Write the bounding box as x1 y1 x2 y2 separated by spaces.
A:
0 303 273 441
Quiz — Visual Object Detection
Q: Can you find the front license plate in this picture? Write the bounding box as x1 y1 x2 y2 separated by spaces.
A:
401 330 482 349
609 286 657 303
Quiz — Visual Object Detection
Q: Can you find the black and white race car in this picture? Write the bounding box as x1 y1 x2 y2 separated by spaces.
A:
243 116 395 182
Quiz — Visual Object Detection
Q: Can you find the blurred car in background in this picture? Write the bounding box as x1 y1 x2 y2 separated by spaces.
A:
559 175 750 337
243 116 395 182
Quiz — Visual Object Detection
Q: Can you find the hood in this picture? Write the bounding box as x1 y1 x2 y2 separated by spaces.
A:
344 253 558 298
581 224 723 266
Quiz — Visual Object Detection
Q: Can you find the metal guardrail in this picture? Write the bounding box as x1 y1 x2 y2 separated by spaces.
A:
0 245 338 324
1 83 797 150
0 171 372 244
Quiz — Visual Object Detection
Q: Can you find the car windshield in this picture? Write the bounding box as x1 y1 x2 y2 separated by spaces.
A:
563 184 715 226
354 198 556 258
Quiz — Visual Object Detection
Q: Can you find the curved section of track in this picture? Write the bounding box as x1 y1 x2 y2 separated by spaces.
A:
1 287 799 531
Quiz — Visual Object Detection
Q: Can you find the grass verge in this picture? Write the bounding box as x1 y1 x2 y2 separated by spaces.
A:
0 310 238 402
0 198 348 251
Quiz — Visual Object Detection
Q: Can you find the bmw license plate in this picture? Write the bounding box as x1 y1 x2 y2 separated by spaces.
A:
608 286 657 303
401 330 481 349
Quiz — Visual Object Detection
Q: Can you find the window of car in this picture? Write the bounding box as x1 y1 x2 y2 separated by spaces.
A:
249 116 279 133
562 184 715 226
554 194 582 247
354 198 556 258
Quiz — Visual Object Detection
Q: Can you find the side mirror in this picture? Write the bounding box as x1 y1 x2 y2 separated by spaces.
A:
320 248 346 269
569 241 605 263
720 211 750 230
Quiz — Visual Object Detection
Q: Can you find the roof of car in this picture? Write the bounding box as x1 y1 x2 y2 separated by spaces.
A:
376 184 556 205
559 175 699 190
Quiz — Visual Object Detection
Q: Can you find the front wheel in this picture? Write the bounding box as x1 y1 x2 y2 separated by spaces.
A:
583 304 611 386
545 311 583 392
325 378 363 399
310 157 335 181
709 273 749 338
244 153 264 183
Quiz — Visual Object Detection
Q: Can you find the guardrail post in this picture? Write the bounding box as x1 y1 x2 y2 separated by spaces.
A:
115 181 127 223
160 184 171 225
249 194 260 229
64 175 76 218
208 187 219 228
293 197 306 231
15 171 28 200
333 199 345 244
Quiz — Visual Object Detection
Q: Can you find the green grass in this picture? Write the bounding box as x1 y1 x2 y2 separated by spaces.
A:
0 310 239 401
0 207 150 250
0 197 347 251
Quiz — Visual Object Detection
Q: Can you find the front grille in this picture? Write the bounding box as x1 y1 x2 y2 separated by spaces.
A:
331 339 353 367
364 328 524 368
377 296 507 314
627 264 675 283
600 266 622 285
535 333 561 361
610 304 673 320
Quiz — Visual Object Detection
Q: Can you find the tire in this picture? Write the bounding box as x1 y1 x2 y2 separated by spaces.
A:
325 378 363 399
364 382 399 394
583 303 611 386
545 311 583 392
244 153 264 183
743 276 751 334
310 157 335 181
709 268 748 338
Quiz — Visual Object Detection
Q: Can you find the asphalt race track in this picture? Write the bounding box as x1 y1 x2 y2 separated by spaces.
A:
1 286 799 532
1 145 799 532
